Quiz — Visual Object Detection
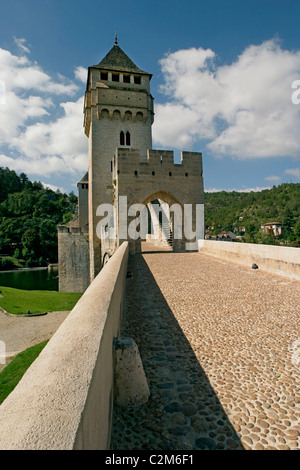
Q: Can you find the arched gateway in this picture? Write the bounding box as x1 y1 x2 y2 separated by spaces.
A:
58 40 204 292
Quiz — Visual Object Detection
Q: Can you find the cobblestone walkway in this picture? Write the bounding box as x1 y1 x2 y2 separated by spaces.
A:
110 243 300 450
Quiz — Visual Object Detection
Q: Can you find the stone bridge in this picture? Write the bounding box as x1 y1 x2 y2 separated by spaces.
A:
0 241 299 450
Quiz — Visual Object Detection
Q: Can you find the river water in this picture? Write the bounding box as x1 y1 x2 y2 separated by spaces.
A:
0 267 58 291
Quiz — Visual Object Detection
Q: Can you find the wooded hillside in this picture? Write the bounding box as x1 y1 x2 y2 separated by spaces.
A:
0 167 77 268
204 183 300 246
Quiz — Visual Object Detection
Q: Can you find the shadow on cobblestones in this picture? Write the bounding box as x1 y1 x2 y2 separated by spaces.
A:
110 253 244 450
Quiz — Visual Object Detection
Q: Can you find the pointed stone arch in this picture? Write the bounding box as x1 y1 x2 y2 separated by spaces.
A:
142 190 184 251
130 183 192 208
122 187 190 253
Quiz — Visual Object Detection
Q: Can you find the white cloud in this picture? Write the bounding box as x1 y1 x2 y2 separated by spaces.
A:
0 45 80 146
41 181 66 193
74 66 88 83
265 175 281 184
0 42 87 179
13 37 30 54
0 47 78 95
205 186 271 193
1 96 88 176
153 103 204 148
153 39 300 159
13 97 86 155
0 91 51 143
0 153 68 176
284 167 300 180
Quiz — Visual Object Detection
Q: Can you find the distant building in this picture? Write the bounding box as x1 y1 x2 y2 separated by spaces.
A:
261 222 282 237
218 231 237 240
205 231 236 241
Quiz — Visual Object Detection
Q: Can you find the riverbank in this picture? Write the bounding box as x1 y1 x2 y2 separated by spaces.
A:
0 266 59 291
0 285 82 372
0 285 82 315
0 266 49 273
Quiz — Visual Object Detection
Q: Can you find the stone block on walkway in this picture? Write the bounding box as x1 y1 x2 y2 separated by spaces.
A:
114 337 150 407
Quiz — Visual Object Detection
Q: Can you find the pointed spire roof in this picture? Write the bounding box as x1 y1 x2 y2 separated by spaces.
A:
93 44 151 76
78 171 88 184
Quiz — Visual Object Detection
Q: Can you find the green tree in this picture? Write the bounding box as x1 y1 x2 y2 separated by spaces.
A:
281 207 295 241
0 167 22 202
19 172 28 188
0 167 78 264
21 228 41 259
294 220 300 239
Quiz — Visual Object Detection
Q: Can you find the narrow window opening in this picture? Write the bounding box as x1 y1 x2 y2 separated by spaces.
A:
169 172 172 177
134 76 141 85
123 75 130 83
134 170 138 176
112 74 119 82
101 72 108 80
120 131 125 146
185 172 188 177
152 171 155 176
126 131 131 146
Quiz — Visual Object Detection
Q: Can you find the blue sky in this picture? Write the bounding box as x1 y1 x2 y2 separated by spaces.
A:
0 0 300 193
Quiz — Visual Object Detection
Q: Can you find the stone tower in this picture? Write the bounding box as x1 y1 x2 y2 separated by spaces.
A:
58 40 204 292
84 39 154 280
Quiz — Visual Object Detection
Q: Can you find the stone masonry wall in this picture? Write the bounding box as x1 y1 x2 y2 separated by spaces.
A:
85 68 153 280
114 148 204 206
113 148 204 251
58 226 90 292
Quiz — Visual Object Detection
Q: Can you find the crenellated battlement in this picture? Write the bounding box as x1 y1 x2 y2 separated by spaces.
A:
114 148 203 178
57 225 88 234
113 147 204 211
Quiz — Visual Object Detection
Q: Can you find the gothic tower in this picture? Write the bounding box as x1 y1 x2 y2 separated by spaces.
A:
84 39 154 280
58 40 204 292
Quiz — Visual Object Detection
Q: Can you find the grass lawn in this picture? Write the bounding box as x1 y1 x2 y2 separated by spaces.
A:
0 341 48 405
0 285 82 315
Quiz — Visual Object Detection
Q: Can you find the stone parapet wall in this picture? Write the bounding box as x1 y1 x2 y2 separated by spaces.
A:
0 242 129 450
198 240 300 280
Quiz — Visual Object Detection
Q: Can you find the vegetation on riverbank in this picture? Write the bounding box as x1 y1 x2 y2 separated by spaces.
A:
0 341 48 405
0 285 82 315
0 167 77 268
0 256 23 271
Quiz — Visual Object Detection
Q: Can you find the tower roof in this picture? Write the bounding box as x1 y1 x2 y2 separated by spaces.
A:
93 44 151 77
78 171 88 184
